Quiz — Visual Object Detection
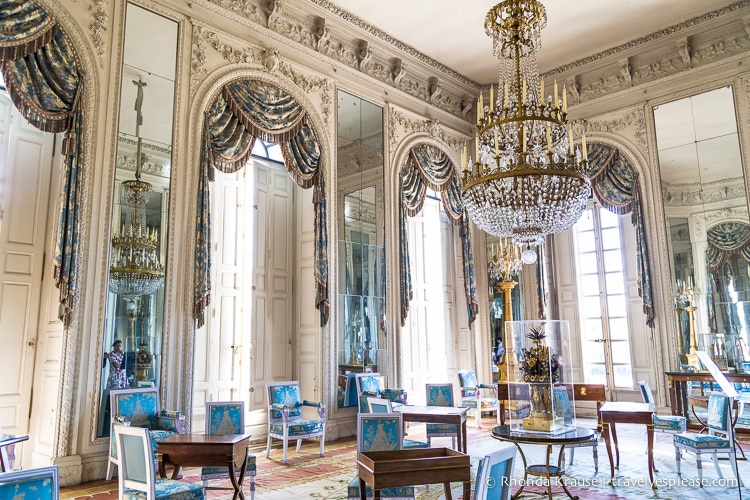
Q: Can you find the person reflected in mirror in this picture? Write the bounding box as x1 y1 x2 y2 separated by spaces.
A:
106 340 128 389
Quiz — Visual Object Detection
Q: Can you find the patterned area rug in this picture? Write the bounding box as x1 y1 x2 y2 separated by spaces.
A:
61 417 750 499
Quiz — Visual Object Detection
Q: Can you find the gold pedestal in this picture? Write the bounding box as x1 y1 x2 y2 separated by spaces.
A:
523 413 564 432
497 280 518 381
136 364 150 383
685 305 700 370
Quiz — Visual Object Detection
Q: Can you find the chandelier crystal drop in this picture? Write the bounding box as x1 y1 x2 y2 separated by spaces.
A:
109 77 165 298
461 0 591 250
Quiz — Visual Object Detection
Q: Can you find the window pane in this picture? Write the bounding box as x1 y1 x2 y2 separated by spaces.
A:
610 341 632 364
577 209 594 231
599 207 619 228
607 294 627 317
577 231 596 253
613 364 633 388
601 227 621 249
583 297 603 318
602 249 623 271
609 317 629 340
266 143 284 162
579 252 598 274
588 364 607 385
581 274 600 295
584 319 603 340
605 272 625 294
586 342 606 363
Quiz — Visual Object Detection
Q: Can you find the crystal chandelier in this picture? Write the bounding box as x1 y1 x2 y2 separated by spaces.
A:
488 238 523 282
109 78 165 298
461 0 591 255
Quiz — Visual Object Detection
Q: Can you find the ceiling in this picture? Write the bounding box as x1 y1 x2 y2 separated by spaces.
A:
324 0 739 84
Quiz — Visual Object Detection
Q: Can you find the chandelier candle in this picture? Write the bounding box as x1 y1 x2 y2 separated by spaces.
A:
461 0 591 252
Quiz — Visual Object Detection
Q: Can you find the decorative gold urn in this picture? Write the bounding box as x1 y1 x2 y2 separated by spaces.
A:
520 328 563 432
135 343 153 384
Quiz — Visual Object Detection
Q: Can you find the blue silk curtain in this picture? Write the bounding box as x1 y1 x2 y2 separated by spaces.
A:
195 79 328 327
0 0 84 326
399 144 478 326
706 222 750 269
588 144 654 327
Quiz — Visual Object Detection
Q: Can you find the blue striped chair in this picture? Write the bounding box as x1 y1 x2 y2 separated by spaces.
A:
458 370 500 428
202 401 256 498
347 413 415 499
266 381 326 464
114 425 205 500
425 383 458 449
107 387 185 480
674 393 742 486
638 381 687 433
355 373 407 413
0 466 59 500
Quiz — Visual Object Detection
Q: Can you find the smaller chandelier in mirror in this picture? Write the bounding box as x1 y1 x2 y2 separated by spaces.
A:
109 78 165 297
462 0 591 254
488 237 523 283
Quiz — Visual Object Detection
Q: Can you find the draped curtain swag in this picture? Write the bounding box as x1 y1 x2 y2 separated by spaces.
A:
706 222 750 269
399 144 478 327
587 143 654 327
0 0 84 325
195 79 328 327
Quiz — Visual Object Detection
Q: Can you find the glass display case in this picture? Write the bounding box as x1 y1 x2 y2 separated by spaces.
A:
506 320 575 434
696 332 748 373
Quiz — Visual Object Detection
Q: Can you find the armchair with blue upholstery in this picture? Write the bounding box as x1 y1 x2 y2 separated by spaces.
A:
107 387 185 480
114 425 205 500
425 383 458 449
355 373 407 413
674 392 743 486
266 381 326 465
639 381 687 433
458 370 500 428
202 401 256 499
347 413 415 500
553 386 600 473
0 465 59 500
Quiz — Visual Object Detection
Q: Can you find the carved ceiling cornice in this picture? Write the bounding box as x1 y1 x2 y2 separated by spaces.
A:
547 1 748 77
662 177 746 207
195 0 475 122
389 106 467 156
190 24 333 125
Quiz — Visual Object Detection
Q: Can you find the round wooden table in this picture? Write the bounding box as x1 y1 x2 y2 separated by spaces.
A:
491 425 596 500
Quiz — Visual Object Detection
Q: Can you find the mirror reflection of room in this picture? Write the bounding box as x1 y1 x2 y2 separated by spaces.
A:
97 3 177 438
487 235 524 382
336 90 386 408
656 85 750 373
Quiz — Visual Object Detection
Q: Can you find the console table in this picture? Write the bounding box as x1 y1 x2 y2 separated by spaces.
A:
158 433 251 500
665 371 750 434
357 447 470 500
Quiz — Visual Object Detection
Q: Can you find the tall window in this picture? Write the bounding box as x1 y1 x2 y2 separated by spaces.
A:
574 204 633 388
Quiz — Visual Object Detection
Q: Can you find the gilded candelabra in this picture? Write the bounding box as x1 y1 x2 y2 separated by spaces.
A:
676 278 701 369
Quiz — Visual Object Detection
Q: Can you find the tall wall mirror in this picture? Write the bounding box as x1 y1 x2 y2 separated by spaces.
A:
486 235 523 382
97 3 178 437
336 90 386 408
656 85 750 373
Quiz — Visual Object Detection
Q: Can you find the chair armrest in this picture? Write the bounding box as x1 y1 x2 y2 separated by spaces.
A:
477 383 496 390
381 388 408 405
271 403 293 423
156 410 186 434
303 400 327 421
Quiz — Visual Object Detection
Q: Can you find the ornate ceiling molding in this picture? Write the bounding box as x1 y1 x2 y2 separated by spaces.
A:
196 0 474 121
191 23 333 125
547 1 748 77
389 107 466 155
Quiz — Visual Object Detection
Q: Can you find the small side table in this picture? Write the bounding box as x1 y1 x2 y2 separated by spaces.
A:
357 448 470 500
599 402 656 488
0 435 29 472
